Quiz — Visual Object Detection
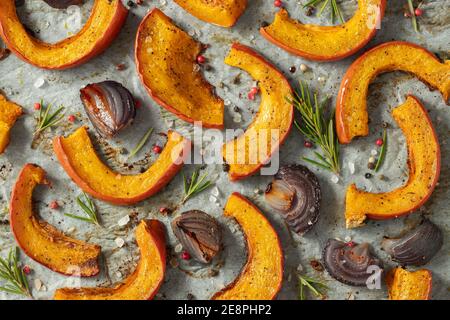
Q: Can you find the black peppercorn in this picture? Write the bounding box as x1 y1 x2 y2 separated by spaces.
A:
289 66 296 73
381 122 389 129
367 162 375 170
222 163 230 172
365 173 373 179
305 6 315 16
127 1 135 7
260 21 269 28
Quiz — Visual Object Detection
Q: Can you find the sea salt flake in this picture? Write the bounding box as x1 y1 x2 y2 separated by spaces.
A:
117 215 130 227
115 237 125 248
224 99 231 106
209 195 217 203
233 113 242 123
34 77 46 88
67 226 76 233
159 0 167 6
188 29 195 37
348 161 355 174
34 279 43 291
210 186 220 197
175 243 183 253
296 264 304 273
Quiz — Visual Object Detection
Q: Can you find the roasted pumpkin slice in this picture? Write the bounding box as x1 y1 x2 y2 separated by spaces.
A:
0 94 22 154
0 0 128 69
222 43 293 180
386 268 432 300
174 0 247 27
53 126 191 205
135 8 224 128
336 41 450 143
261 0 386 61
345 96 440 228
55 219 166 300
10 164 101 277
212 193 283 300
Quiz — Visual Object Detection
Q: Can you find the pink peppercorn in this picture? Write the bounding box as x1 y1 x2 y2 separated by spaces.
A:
249 87 259 95
196 55 206 64
274 0 282 7
415 8 423 16
181 251 191 260
153 145 162 154
68 115 76 123
376 138 383 146
49 201 59 210
248 92 255 100
304 141 313 148
34 102 41 110
23 265 31 275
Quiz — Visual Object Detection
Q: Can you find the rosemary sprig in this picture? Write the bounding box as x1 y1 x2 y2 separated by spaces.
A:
407 0 419 33
298 274 328 300
182 168 212 204
34 99 65 137
65 192 100 226
0 247 32 298
128 127 154 159
288 81 340 174
375 129 387 172
303 0 345 24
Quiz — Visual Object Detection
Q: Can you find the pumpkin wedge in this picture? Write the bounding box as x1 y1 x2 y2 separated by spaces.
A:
0 0 128 70
55 219 166 300
212 193 283 300
386 268 432 300
174 0 247 27
336 41 450 143
135 9 224 128
222 43 294 180
0 94 22 154
345 96 440 228
10 164 101 277
261 0 386 61
53 127 191 205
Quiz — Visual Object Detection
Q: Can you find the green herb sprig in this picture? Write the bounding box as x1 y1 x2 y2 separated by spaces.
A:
288 81 340 174
65 192 100 226
304 0 345 24
298 274 328 300
407 0 419 33
182 168 212 204
128 127 154 159
0 247 32 298
375 129 387 172
34 99 65 137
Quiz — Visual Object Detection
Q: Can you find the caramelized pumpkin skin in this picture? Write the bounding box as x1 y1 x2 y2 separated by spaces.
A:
345 96 440 228
10 164 101 277
135 9 224 128
0 0 128 70
261 0 386 61
0 95 22 154
55 219 166 300
53 127 191 205
336 41 450 143
222 43 294 180
175 0 247 27
387 268 432 300
212 193 283 300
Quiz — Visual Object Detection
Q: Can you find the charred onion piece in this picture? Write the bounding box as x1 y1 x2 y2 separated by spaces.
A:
171 210 221 263
323 239 383 286
80 81 136 138
381 219 443 266
43 0 84 9
265 165 321 235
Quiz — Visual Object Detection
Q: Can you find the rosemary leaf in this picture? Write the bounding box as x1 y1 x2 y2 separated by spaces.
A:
375 129 387 172
65 192 100 226
298 274 328 300
303 0 345 23
291 81 340 174
182 168 212 204
407 0 419 33
128 127 154 159
34 100 65 136
0 247 32 298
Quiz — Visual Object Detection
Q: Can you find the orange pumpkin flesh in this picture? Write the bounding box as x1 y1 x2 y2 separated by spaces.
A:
345 96 440 228
174 0 247 27
261 0 386 61
386 268 432 300
10 164 101 277
53 127 191 205
222 43 294 181
0 0 128 70
0 94 22 154
336 41 450 144
135 8 224 129
212 193 283 300
54 219 166 300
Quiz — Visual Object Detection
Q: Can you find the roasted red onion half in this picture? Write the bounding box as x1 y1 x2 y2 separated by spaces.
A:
381 219 443 266
265 165 321 235
80 81 136 138
323 239 383 286
43 0 84 9
171 210 222 264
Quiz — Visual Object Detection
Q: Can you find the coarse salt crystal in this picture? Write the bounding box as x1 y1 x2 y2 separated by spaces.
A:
348 162 355 174
117 215 130 227
116 271 122 278
175 243 183 253
368 156 376 163
67 226 76 233
224 99 231 106
159 0 167 6
34 77 46 88
300 64 308 72
211 186 220 197
187 29 195 37
371 149 378 156
331 175 339 184
34 279 43 291
209 195 217 203
344 236 352 242
115 237 125 248
233 113 242 123
296 264 304 273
